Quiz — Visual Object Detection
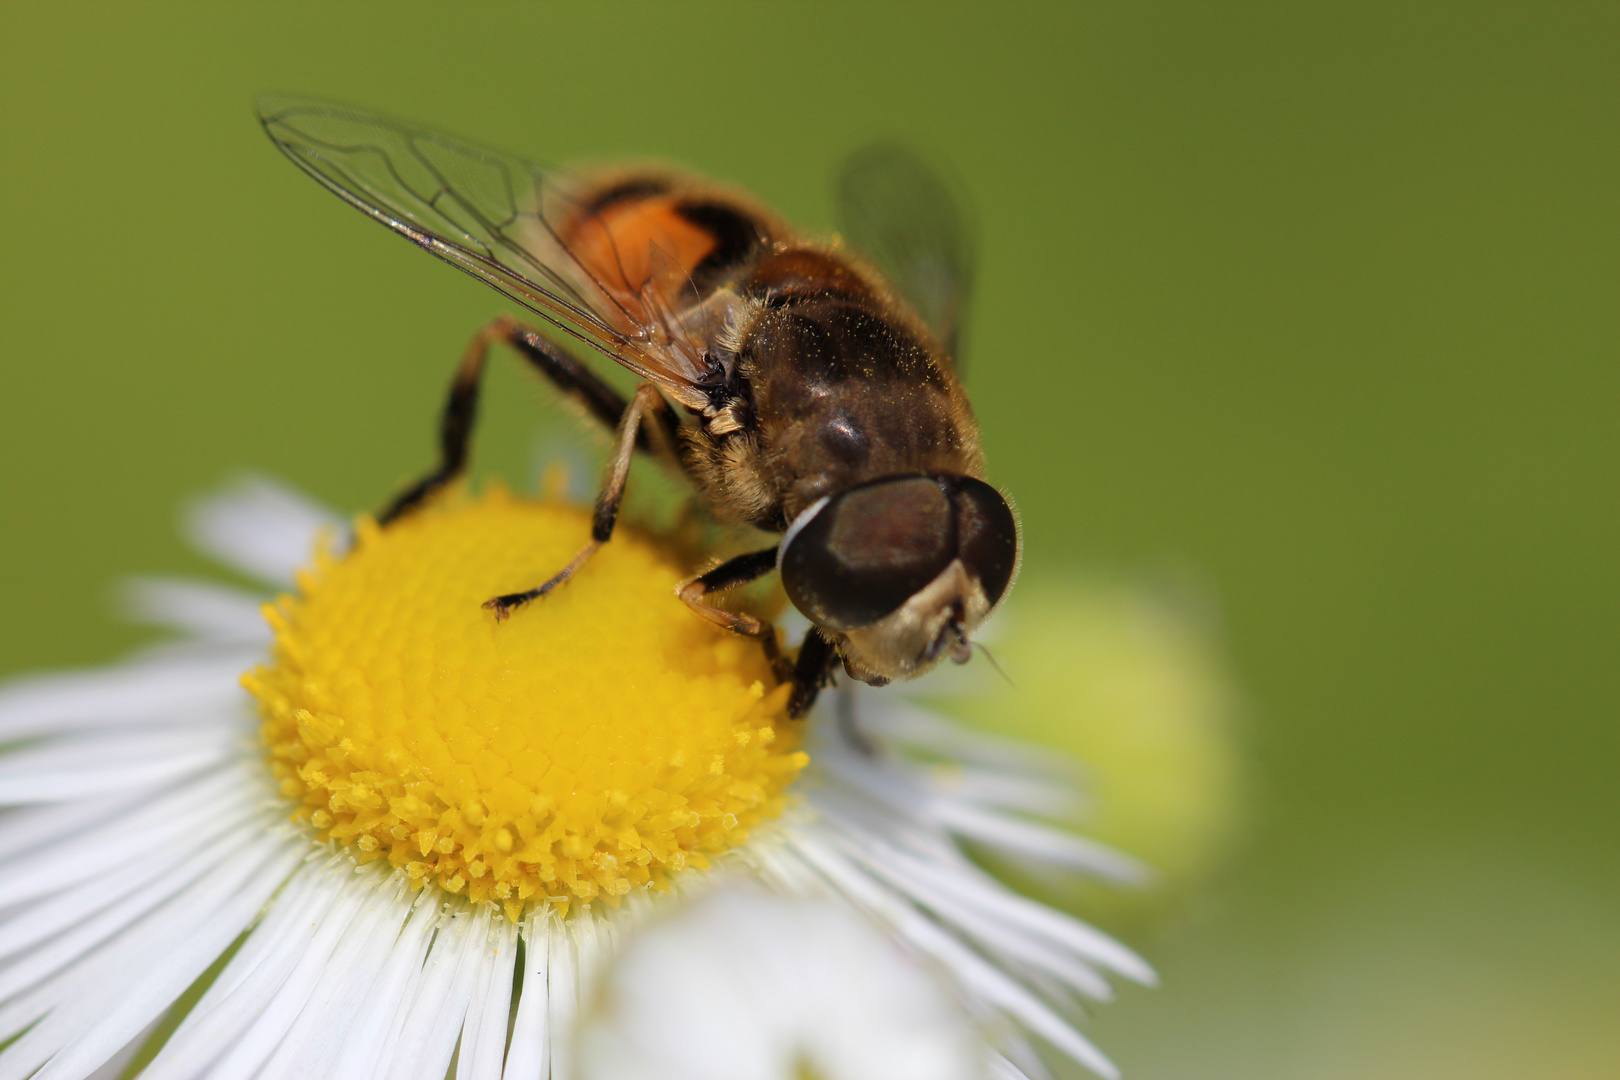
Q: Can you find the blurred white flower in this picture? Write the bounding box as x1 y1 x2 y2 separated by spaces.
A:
577 886 981 1080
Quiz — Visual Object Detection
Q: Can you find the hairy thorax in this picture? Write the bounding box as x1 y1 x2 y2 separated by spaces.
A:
686 286 981 531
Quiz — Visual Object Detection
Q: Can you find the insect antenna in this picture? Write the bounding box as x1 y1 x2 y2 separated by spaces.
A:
971 640 1015 689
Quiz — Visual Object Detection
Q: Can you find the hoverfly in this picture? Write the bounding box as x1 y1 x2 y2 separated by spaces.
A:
257 95 1019 717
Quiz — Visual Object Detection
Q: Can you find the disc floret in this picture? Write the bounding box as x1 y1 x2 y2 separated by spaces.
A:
245 489 803 920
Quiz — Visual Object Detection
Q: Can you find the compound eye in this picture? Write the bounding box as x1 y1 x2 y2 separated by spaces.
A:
781 477 956 631
951 477 1019 609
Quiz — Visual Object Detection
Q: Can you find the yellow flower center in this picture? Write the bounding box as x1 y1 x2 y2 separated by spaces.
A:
244 488 804 921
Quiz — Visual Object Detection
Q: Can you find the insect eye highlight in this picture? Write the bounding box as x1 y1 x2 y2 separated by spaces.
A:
780 477 956 632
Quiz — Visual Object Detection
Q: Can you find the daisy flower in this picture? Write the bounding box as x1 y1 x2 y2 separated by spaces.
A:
0 477 1153 1080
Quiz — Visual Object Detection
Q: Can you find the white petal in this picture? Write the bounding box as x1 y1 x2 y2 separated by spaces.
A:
838 837 1114 1001
119 578 270 641
377 903 488 1080
0 830 302 1080
0 795 144 863
0 767 261 909
0 725 243 804
80 1018 158 1080
788 833 1120 1080
987 1051 1034 1080
822 745 1146 884
545 912 582 1080
204 860 384 1079
0 648 254 742
251 873 416 1080
184 476 340 586
454 914 519 1080
857 698 1074 779
871 843 1155 985
810 793 1140 997
0 802 271 995
502 911 553 1080
142 857 341 1079
928 797 1148 884
926 761 1088 818
319 890 438 1080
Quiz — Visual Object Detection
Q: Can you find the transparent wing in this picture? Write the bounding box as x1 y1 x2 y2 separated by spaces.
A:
834 142 977 366
256 93 709 408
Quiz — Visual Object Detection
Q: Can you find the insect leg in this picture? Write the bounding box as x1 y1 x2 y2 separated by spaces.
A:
676 546 790 678
378 315 681 525
678 547 842 717
376 319 500 525
505 319 684 459
788 630 839 719
675 547 780 639
484 383 670 619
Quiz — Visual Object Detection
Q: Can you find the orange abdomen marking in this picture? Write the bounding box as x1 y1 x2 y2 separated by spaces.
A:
564 195 718 318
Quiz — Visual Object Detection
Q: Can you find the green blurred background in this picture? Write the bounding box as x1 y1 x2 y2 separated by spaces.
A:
2 4 1614 1077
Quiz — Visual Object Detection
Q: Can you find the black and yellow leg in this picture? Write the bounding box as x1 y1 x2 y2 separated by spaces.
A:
484 383 673 619
378 315 682 526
